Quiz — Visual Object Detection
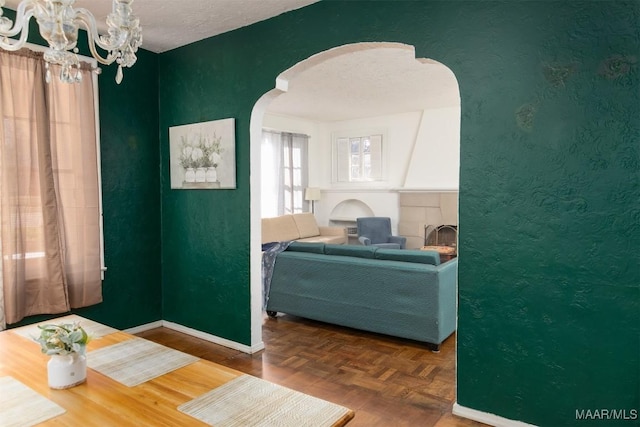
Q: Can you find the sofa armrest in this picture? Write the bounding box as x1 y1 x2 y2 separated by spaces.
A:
318 226 347 237
358 236 371 246
436 259 458 340
389 235 407 249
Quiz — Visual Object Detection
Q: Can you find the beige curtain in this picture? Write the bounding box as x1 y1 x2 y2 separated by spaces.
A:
0 49 102 327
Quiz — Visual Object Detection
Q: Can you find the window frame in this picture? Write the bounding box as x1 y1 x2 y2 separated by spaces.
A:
332 129 388 185
261 129 310 217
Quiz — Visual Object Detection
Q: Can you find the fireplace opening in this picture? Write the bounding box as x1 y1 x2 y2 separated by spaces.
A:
424 225 458 247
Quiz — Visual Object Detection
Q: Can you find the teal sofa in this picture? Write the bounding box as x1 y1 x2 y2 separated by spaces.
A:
265 242 457 350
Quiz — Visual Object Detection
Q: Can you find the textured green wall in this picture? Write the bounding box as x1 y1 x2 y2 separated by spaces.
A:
452 3 639 426
159 37 253 342
76 49 162 330
159 1 638 425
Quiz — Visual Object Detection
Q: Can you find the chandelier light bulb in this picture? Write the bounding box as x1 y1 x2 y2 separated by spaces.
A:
0 0 142 84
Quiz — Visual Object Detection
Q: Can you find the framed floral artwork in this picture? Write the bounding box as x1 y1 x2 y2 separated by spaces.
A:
169 118 236 189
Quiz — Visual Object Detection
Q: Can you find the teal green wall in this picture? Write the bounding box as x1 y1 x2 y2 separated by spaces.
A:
159 1 639 425
159 37 253 342
75 48 162 330
452 3 639 425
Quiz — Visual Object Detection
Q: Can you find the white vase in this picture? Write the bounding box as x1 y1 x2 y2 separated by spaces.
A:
195 167 207 182
184 167 196 183
48 352 87 389
206 167 217 182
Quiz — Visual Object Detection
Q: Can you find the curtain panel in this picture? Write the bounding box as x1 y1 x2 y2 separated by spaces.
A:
0 50 102 328
261 130 309 217
261 130 285 218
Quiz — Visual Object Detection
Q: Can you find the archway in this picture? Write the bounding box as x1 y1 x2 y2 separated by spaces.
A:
249 42 460 349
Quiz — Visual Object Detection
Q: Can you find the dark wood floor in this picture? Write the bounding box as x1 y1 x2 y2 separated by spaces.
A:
136 314 486 427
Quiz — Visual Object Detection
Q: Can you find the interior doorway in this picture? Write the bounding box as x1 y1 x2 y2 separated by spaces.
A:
249 41 461 351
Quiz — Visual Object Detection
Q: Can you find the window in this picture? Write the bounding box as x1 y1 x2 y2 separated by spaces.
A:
334 131 384 183
0 45 104 328
261 130 309 217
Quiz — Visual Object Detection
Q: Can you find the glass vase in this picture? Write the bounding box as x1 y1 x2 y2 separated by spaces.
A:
195 167 206 182
184 167 196 183
206 167 217 182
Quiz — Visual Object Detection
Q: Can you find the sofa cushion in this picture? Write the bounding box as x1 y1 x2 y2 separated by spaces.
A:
324 244 377 259
292 213 320 238
374 249 440 266
297 235 346 244
262 215 300 243
287 241 326 254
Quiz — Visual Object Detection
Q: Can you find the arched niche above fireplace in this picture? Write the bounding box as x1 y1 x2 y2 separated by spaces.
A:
329 199 374 222
329 199 375 243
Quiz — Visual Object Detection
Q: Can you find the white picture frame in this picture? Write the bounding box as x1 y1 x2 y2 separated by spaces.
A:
169 118 236 189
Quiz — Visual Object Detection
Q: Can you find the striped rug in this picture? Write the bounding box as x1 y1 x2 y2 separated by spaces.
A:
87 337 199 387
178 374 353 427
11 314 118 342
0 376 65 427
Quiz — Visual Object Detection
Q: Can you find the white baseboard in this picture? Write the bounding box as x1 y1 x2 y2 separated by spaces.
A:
122 320 264 354
162 320 265 354
453 403 538 427
123 320 163 335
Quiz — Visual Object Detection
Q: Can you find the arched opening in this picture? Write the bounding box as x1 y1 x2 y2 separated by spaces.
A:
249 42 461 350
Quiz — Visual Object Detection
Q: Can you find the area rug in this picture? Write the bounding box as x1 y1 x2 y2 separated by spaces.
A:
178 374 353 427
0 376 66 427
87 337 199 387
11 314 118 342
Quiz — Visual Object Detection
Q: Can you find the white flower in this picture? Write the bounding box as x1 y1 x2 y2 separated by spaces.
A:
183 146 193 158
210 152 221 164
191 147 203 161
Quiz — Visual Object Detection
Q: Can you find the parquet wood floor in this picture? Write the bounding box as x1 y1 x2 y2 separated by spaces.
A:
136 314 487 427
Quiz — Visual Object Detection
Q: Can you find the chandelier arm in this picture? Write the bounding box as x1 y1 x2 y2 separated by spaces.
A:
69 13 116 65
0 0 35 38
0 14 31 51
73 7 126 53
85 35 118 66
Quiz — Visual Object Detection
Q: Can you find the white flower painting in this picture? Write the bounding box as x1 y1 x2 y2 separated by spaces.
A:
169 118 236 189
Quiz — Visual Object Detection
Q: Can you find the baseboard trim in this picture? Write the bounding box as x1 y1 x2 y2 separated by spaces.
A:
123 320 163 335
162 321 265 354
453 403 537 427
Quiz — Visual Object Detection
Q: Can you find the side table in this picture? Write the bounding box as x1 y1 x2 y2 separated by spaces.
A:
420 245 457 263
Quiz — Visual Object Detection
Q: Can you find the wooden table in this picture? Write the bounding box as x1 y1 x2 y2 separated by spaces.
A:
0 325 354 426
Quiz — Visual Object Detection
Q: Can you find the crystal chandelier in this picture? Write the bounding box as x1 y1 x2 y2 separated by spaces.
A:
0 0 142 83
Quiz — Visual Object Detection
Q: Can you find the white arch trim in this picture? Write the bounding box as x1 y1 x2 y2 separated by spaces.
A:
249 41 458 348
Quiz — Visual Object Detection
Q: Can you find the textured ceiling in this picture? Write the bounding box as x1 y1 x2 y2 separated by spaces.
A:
268 46 460 121
3 0 320 53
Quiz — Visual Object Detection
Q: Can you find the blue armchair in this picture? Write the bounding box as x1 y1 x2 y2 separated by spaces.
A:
356 217 407 249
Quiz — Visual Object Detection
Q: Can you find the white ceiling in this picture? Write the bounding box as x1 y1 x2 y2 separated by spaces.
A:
4 0 320 53
3 0 460 120
269 46 460 122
